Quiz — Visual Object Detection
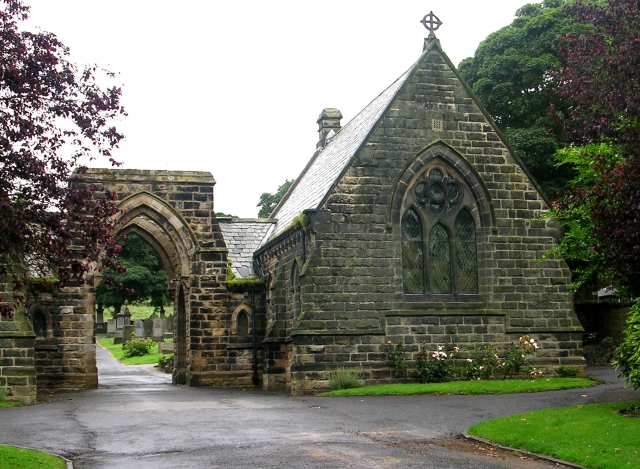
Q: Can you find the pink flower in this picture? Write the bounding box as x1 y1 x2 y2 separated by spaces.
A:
466 358 473 363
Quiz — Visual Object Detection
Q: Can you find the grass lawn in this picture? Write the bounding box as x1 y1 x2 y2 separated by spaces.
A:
0 444 66 469
0 401 22 408
97 335 172 366
320 378 597 396
468 402 640 469
103 304 173 321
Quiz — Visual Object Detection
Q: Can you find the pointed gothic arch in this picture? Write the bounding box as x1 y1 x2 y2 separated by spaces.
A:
388 141 495 228
393 144 488 296
116 191 197 280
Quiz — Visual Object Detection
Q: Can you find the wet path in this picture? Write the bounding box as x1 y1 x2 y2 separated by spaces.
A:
0 348 637 468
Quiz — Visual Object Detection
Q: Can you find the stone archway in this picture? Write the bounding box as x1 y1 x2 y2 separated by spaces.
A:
33 169 232 393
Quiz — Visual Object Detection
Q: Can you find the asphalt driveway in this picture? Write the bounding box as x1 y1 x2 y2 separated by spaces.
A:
0 345 637 469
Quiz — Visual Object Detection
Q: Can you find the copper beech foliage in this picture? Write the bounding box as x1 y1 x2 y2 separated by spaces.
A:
0 1 126 317
552 0 640 295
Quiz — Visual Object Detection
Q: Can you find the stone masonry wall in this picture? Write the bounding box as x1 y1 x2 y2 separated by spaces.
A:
30 282 97 394
222 290 266 387
256 229 305 391
263 41 583 393
0 277 36 404
31 169 240 392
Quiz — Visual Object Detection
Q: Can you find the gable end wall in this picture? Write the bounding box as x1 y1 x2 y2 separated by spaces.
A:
262 46 583 394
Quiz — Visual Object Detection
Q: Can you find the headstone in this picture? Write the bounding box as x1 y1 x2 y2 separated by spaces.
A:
122 325 135 345
164 314 174 333
143 319 153 338
95 322 107 334
158 342 175 354
121 302 131 326
134 320 144 338
115 311 125 331
106 319 116 338
152 317 163 342
162 316 172 334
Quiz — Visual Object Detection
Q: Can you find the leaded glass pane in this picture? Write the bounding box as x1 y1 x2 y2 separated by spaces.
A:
402 209 425 293
455 210 479 294
429 224 451 294
429 182 445 201
429 168 443 181
237 312 249 336
33 312 46 337
447 182 459 202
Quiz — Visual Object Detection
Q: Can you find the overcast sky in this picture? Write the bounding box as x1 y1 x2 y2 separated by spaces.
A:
25 0 528 217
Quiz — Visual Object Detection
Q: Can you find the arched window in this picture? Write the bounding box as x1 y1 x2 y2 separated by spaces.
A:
237 311 249 336
401 165 479 295
33 310 47 338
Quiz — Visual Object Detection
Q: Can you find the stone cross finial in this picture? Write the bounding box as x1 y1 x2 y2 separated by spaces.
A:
420 11 442 37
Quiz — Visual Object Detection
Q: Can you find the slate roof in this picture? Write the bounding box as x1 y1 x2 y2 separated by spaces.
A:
268 67 414 239
218 218 275 278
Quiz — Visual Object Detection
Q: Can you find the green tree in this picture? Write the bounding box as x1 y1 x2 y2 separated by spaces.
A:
550 0 640 296
458 0 581 199
95 234 170 316
0 1 125 318
257 179 294 218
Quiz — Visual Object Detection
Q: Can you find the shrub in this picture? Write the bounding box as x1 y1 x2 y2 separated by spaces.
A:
123 335 154 358
327 368 362 390
416 343 457 383
612 299 640 390
157 354 173 373
465 344 501 380
0 387 6 402
502 335 539 379
387 340 407 378
556 366 580 378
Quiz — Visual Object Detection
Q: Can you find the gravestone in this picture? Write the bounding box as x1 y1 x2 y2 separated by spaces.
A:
143 319 153 338
152 317 163 342
158 342 175 354
122 325 135 345
106 319 116 339
95 308 106 334
162 316 173 334
134 320 144 338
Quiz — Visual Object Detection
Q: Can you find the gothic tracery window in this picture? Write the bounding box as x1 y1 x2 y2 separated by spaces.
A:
402 165 479 295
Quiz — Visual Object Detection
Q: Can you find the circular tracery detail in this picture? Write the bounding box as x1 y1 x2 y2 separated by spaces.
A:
413 167 462 215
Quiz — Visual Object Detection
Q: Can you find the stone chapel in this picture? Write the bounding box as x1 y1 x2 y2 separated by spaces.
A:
1 14 584 401
232 20 584 393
